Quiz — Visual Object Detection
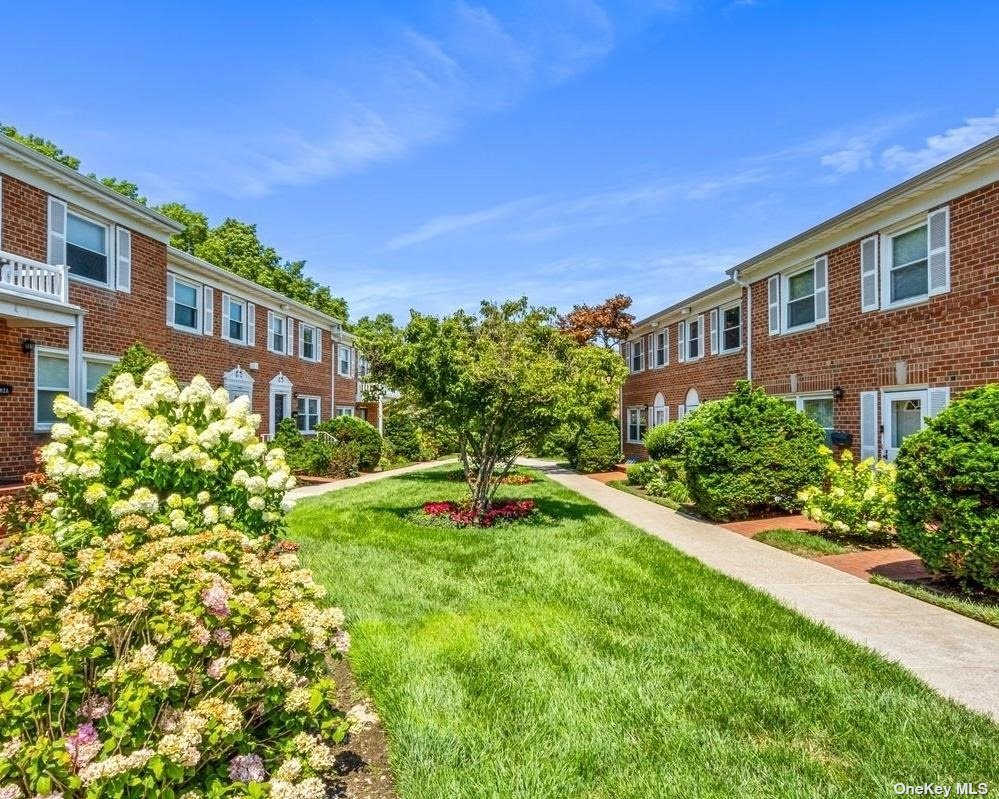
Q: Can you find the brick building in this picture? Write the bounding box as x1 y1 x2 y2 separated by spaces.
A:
622 135 999 460
0 135 367 482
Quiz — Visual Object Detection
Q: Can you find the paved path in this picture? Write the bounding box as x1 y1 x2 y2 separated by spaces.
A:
285 458 456 503
521 458 999 721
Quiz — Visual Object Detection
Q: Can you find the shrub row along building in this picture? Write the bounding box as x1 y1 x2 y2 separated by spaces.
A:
622 135 999 461
0 135 376 482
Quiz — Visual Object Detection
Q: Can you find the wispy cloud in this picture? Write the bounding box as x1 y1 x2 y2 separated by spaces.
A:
384 196 541 250
881 109 999 173
820 136 875 174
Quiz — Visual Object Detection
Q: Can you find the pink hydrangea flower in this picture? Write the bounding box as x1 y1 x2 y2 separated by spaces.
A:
228 753 266 782
213 628 232 647
201 585 230 618
66 722 101 767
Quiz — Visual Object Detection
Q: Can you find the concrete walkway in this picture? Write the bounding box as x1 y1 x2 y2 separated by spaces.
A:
285 458 456 503
521 458 999 721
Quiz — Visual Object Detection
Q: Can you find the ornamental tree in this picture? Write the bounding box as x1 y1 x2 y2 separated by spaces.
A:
366 298 626 521
556 294 635 348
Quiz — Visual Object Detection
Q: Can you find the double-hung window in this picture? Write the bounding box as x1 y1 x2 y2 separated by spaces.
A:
626 407 647 444
335 406 355 417
720 303 741 352
865 207 949 312
269 313 286 353
785 266 816 330
630 340 644 372
296 396 320 432
66 211 109 285
36 350 114 430
785 394 834 435
686 316 702 360
228 299 246 343
300 324 318 361
653 330 668 368
171 277 201 331
338 346 354 377
887 223 929 305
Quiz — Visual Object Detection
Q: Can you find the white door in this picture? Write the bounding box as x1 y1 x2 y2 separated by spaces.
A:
270 390 291 436
881 389 925 461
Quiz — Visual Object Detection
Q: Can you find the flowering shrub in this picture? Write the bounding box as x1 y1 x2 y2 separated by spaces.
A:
0 363 373 798
799 447 897 539
38 362 293 541
415 499 538 528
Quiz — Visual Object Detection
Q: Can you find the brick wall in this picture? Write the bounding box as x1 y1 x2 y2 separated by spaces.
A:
0 173 357 481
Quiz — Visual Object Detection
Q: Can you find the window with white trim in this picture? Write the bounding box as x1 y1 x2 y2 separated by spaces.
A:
653 330 668 368
783 264 816 330
36 350 115 429
269 313 286 353
296 396 320 432
626 407 647 444
629 339 644 372
338 345 354 377
784 394 834 433
357 355 370 379
300 324 318 361
885 222 928 305
335 406 355 417
720 302 741 353
226 298 247 344
66 210 110 285
651 393 668 427
686 316 702 360
172 276 201 331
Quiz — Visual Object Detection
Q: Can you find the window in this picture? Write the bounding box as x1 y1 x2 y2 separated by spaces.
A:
66 211 109 285
721 303 741 352
269 313 286 353
784 265 816 329
338 346 354 377
296 396 320 432
172 277 201 331
687 317 702 360
652 393 668 427
887 223 928 304
228 299 246 343
335 406 355 417
630 340 644 372
223 366 253 404
36 350 115 429
357 356 370 379
785 394 834 433
300 324 317 361
653 330 668 368
626 407 647 443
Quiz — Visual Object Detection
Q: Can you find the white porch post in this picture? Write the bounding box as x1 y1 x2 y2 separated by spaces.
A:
68 312 85 403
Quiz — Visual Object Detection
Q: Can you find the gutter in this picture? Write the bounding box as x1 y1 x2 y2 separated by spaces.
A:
732 273 752 381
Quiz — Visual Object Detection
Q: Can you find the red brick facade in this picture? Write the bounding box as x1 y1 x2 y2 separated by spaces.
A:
0 165 362 482
622 149 999 461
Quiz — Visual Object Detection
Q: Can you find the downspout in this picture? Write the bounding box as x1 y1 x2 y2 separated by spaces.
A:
732 273 752 382
330 327 336 419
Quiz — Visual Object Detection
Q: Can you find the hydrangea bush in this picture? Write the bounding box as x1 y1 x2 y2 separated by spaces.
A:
799 447 897 540
0 363 371 799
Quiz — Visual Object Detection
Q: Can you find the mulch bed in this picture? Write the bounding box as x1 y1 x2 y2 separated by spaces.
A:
329 657 398 799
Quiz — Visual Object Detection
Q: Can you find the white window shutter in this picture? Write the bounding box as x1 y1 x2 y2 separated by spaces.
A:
677 322 686 363
166 274 176 327
316 330 323 362
767 275 780 335
247 303 256 345
663 405 670 423
648 333 654 366
860 391 878 461
647 405 655 431
927 387 950 419
203 286 214 336
813 256 828 324
927 206 950 296
677 404 686 419
695 314 705 358
47 197 67 266
267 311 275 351
221 294 231 340
286 317 294 356
663 329 670 366
115 227 132 292
860 235 879 312
709 309 719 355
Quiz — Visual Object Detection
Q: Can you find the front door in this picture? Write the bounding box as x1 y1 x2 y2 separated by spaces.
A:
882 389 925 461
271 390 290 436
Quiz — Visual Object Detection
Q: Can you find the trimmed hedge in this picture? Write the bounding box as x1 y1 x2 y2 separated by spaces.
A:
895 384 999 591
643 419 688 461
316 415 382 470
682 381 826 521
570 419 621 473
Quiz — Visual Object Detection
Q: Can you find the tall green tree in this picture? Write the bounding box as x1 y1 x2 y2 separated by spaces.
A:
0 123 80 169
155 202 210 253
367 298 626 520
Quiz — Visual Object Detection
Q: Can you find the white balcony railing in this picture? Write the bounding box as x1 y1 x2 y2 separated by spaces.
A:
0 251 70 305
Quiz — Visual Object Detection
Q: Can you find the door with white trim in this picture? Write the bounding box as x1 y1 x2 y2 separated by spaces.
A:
881 389 925 461
269 373 293 437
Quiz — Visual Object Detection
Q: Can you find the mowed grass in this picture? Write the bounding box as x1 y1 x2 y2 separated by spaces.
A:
288 467 998 799
755 528 855 557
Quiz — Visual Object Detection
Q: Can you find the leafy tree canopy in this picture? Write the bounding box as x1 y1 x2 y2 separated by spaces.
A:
366 297 626 519
557 293 635 348
1 125 347 322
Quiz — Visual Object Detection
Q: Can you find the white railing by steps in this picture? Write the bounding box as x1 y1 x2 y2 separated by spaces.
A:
0 251 69 305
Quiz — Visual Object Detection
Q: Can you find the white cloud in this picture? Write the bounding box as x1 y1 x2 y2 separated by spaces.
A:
881 109 999 173
820 137 874 174
384 197 540 250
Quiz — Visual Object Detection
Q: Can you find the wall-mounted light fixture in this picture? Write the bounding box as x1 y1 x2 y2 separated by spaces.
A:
832 385 845 401
21 338 35 355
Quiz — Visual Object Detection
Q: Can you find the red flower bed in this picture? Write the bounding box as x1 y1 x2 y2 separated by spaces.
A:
421 499 537 528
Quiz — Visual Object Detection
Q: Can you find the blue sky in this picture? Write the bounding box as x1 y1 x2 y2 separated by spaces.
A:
3 1 999 322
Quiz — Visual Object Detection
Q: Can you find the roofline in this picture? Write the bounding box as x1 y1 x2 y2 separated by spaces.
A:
631 278 738 330
167 247 348 331
0 134 184 236
727 134 999 278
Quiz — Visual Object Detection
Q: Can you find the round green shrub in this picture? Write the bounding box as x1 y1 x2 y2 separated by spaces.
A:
94 341 161 402
682 381 827 521
626 460 660 486
571 419 621 473
643 419 688 461
316 416 382 470
895 385 999 591
383 410 422 461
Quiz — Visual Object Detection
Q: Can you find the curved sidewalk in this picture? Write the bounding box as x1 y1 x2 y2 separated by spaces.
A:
520 458 999 721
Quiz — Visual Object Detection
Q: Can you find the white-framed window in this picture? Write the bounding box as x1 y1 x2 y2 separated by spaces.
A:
626 407 647 444
653 330 668 368
720 302 742 353
357 355 370 379
224 297 249 344
684 387 700 415
783 264 817 330
35 349 115 430
299 324 318 361
296 395 321 432
338 345 354 377
783 394 835 433
651 393 668 427
629 339 644 373
223 366 254 405
769 257 828 334
335 406 355 417
66 209 110 286
686 316 703 361
864 207 949 312
269 312 286 354
171 276 201 332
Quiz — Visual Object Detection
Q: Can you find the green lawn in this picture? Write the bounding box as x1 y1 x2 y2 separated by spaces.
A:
288 467 998 799
755 528 856 557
